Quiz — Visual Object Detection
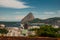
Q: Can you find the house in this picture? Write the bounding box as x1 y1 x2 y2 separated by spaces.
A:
6 27 21 36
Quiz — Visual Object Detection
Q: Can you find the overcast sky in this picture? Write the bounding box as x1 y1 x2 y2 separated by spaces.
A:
0 0 60 21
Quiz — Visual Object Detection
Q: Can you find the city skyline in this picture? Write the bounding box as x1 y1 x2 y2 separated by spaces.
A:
0 0 60 21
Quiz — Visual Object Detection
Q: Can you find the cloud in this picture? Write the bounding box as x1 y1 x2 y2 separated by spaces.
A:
0 17 6 20
15 16 24 20
43 12 55 15
57 10 60 14
35 10 60 19
0 16 24 21
13 12 23 14
0 0 30 9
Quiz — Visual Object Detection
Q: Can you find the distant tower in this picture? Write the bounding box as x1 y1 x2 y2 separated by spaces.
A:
21 12 34 24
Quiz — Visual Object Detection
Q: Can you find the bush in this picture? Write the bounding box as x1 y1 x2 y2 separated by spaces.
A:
29 25 60 38
0 28 8 34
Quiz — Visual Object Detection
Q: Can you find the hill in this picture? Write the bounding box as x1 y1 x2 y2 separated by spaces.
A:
28 17 60 27
21 12 34 23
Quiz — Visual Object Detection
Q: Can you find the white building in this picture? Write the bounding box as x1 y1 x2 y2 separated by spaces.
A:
0 24 5 29
28 26 40 29
6 27 21 36
52 25 59 28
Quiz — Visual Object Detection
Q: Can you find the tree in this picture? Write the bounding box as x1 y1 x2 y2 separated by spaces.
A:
0 28 8 36
36 25 60 37
29 25 60 38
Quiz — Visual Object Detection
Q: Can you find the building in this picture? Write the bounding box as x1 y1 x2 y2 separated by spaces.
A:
0 24 5 29
6 27 21 36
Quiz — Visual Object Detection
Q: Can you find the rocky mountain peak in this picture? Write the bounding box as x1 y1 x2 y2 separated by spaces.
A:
21 12 34 23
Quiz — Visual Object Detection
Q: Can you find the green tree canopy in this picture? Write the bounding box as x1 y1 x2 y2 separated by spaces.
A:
0 28 8 34
29 25 60 38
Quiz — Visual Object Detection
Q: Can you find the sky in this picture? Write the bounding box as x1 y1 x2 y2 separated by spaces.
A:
0 0 60 21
